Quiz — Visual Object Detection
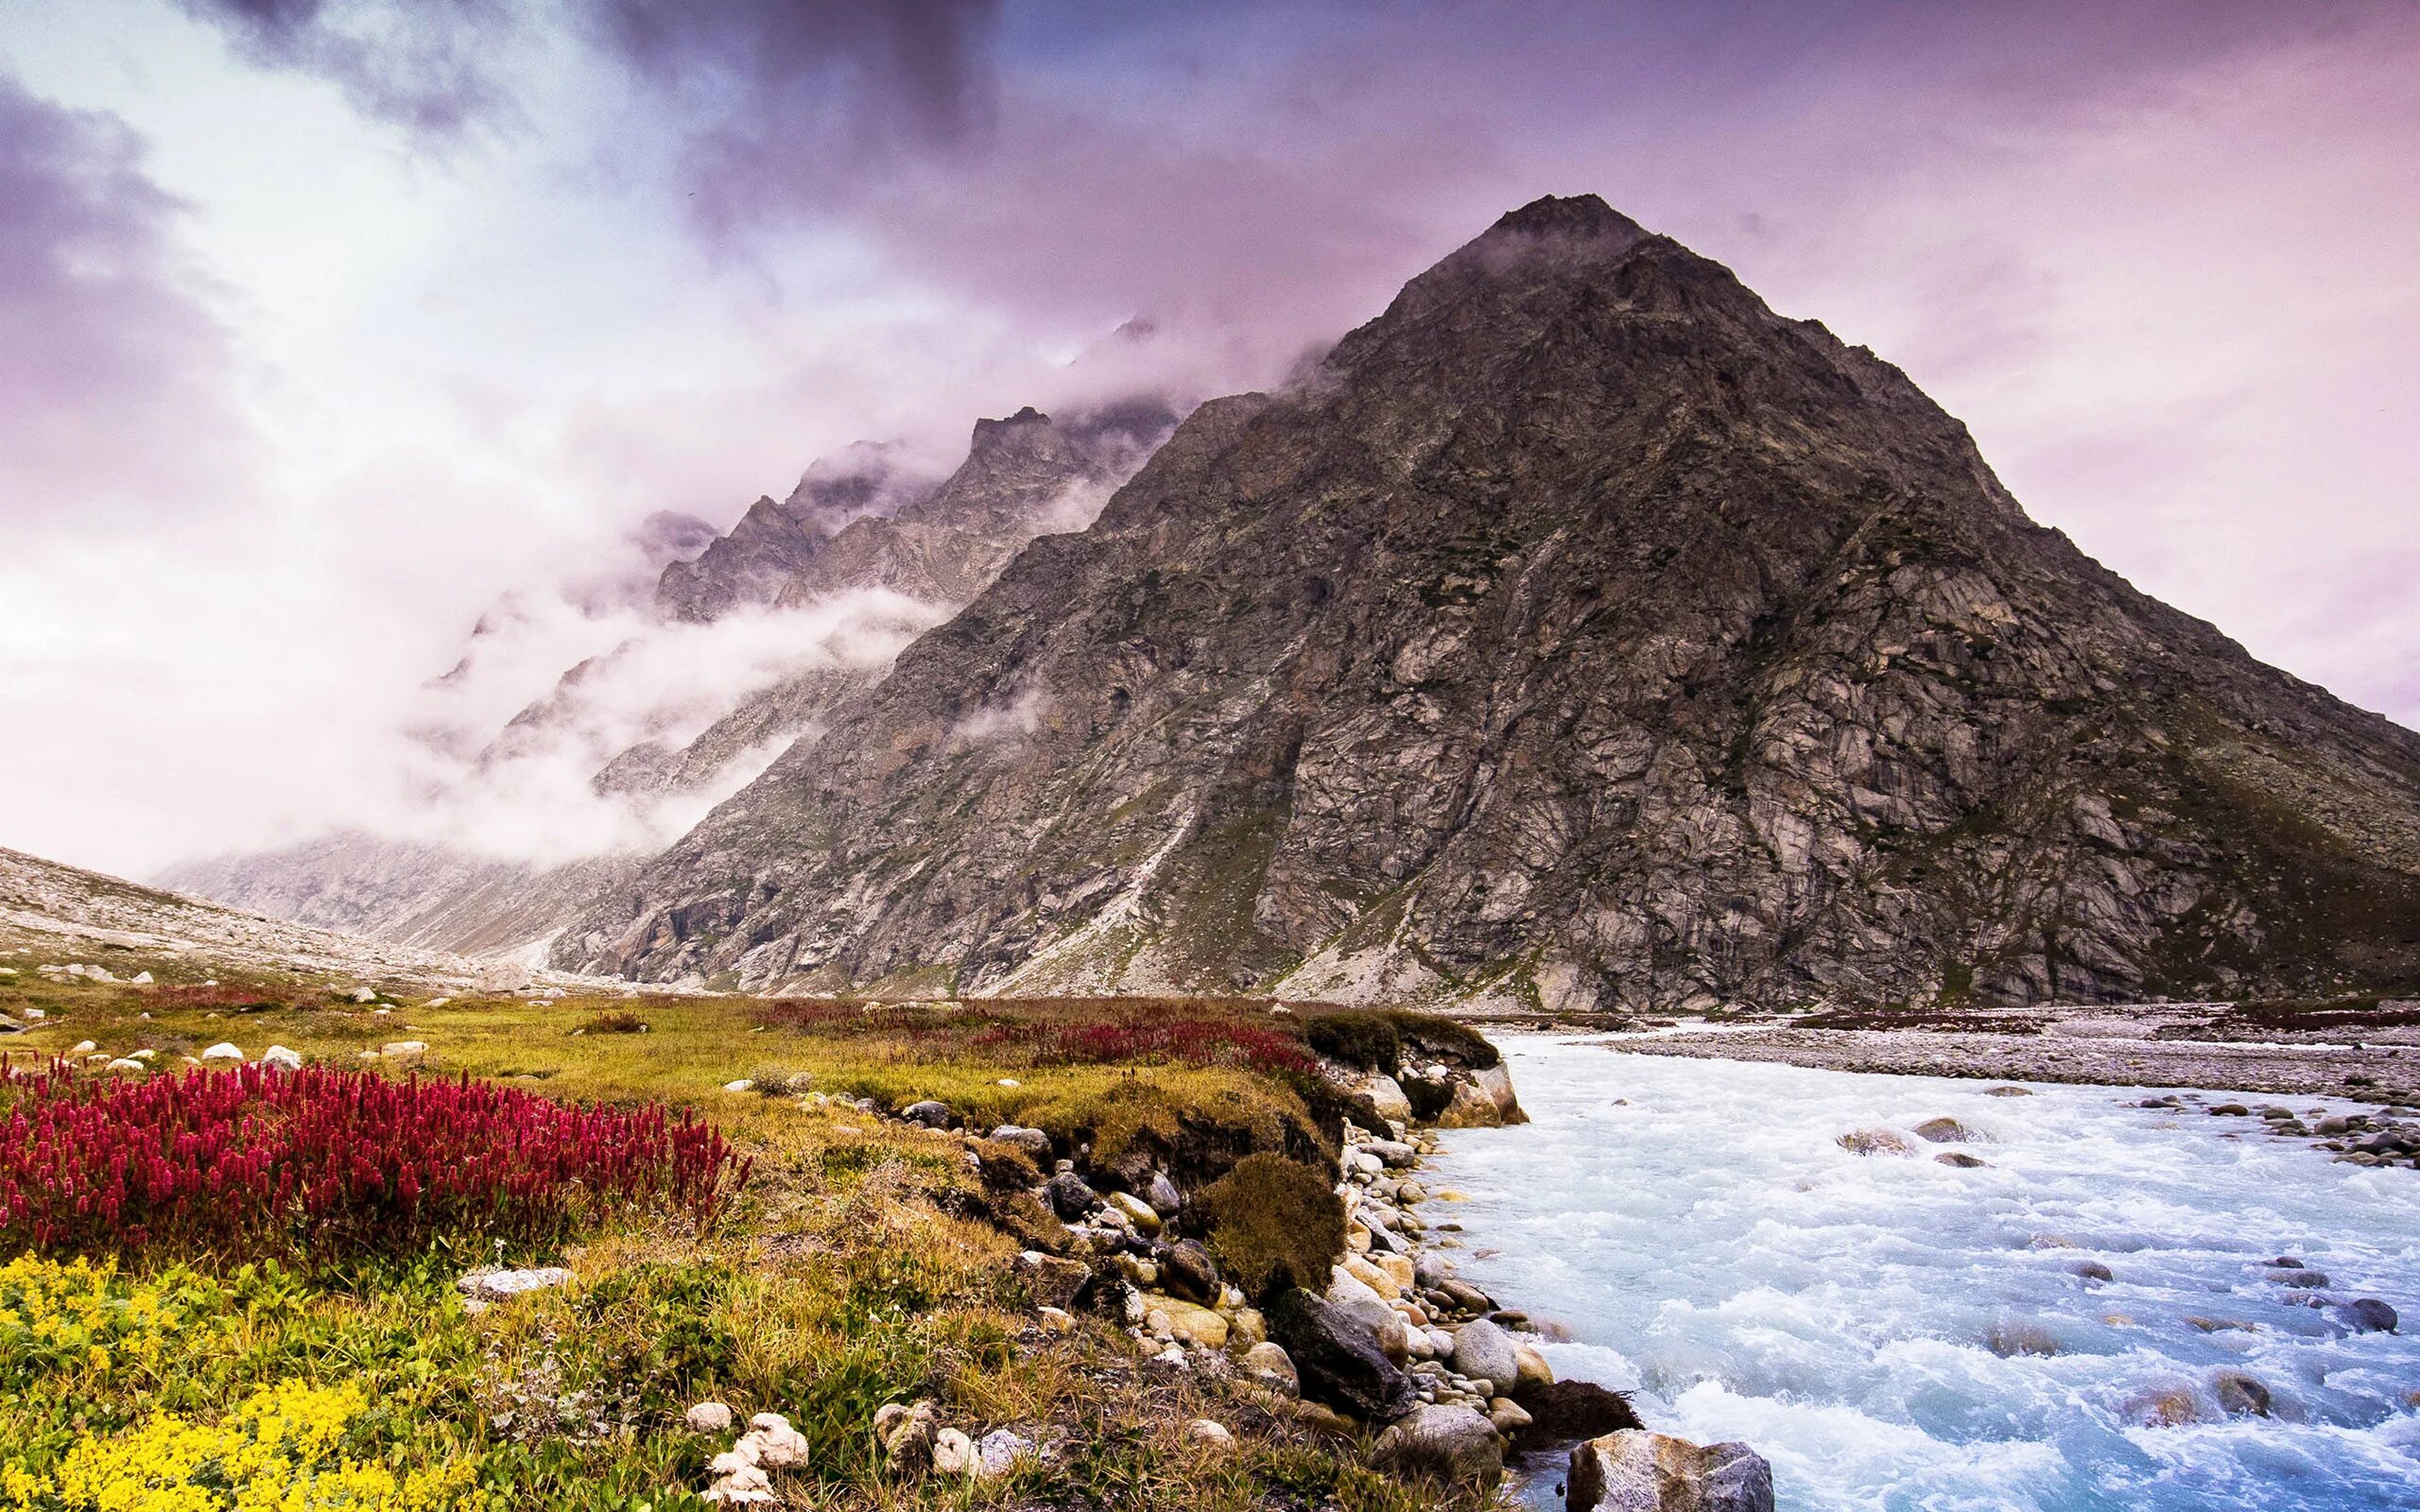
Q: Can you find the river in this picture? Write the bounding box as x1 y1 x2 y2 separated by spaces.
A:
1423 1034 2420 1511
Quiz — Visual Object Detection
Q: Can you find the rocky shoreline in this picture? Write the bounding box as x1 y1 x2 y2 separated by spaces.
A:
1572 999 2420 1105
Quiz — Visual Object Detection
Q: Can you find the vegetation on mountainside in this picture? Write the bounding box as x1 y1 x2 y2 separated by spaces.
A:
0 960 1491 1512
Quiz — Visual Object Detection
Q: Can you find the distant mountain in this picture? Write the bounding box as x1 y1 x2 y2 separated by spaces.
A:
555 196 2420 1011
5 845 578 992
160 400 1178 959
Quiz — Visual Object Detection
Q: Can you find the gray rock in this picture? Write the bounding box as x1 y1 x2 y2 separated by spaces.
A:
1242 1340 1300 1394
987 1125 1053 1159
1146 1170 1184 1216
1160 1239 1219 1305
1045 1171 1099 1219
1012 1250 1092 1310
2213 1371 2272 1418
1270 1290 1417 1422
1449 1318 1520 1397
458 1266 572 1304
974 1428 1032 1478
900 1099 952 1128
1369 1404 1504 1490
2336 1297 2398 1334
1567 1430 1773 1512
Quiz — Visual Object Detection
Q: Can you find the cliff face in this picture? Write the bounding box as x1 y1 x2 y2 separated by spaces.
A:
557 196 2420 1011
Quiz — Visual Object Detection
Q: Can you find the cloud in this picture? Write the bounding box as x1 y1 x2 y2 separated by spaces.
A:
170 0 518 138
0 76 253 532
386 587 951 865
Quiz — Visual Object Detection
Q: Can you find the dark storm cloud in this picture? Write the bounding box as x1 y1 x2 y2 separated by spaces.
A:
172 0 518 139
0 77 251 529
587 0 1001 241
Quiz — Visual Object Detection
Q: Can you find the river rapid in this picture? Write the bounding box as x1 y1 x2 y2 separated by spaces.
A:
1423 1034 2420 1511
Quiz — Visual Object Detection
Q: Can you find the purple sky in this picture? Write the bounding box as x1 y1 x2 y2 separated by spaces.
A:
2 0 2416 876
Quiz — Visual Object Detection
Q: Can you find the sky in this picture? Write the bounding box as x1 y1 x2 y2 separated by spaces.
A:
1 0 2416 878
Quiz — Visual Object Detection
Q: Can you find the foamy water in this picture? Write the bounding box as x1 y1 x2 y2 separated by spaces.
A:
1423 1035 2420 1511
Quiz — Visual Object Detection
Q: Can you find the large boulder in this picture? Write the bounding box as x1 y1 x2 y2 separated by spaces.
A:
1360 1074 1412 1125
1449 1318 1521 1397
1370 1404 1504 1491
1567 1430 1773 1512
1270 1290 1417 1422
1471 1062 1526 1122
1437 1081 1505 1128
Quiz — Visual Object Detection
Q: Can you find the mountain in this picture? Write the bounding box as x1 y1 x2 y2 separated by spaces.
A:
161 400 1177 959
3 845 587 993
554 195 2420 1012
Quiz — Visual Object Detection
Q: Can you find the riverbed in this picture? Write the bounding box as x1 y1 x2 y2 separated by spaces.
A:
1425 1035 2420 1511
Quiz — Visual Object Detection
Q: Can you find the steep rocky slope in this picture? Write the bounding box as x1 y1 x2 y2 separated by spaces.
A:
164 403 1174 958
557 196 2420 1011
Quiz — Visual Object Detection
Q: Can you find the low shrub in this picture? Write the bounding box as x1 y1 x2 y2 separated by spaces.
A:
577 1009 648 1035
1191 1153 1344 1300
0 1062 749 1262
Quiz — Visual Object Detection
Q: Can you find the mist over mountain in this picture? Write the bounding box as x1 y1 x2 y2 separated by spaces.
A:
550 196 2420 1011
158 398 1178 956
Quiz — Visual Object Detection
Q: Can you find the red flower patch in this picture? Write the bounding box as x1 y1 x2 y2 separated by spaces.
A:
0 1060 748 1262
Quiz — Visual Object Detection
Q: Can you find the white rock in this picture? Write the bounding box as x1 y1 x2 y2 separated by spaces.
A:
201 1042 243 1062
701 1463 773 1506
130 971 152 985
379 1040 428 1065
104 1058 147 1075
262 1045 302 1071
1184 1418 1234 1449
69 1040 96 1056
350 987 377 1003
685 1401 735 1434
931 1428 975 1475
458 1266 572 1303
723 1079 755 1093
130 1048 157 1061
747 1413 809 1469
424 997 451 1007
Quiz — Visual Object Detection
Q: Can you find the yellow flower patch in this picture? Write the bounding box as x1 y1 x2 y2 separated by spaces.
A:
6 1379 468 1512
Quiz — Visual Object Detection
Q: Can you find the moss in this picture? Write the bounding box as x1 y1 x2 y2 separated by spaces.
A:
1192 1153 1346 1301
1305 1011 1402 1074
1303 1007 1500 1074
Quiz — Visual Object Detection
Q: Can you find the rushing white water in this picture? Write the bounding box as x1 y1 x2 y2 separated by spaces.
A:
1424 1035 2420 1511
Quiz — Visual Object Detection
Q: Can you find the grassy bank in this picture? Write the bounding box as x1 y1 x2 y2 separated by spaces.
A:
0 964 1489 1511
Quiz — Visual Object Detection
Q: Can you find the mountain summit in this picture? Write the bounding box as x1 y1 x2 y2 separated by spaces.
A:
555 200 2420 1011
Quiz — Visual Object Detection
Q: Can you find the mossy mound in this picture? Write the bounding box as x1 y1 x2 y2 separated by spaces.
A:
1192 1153 1346 1301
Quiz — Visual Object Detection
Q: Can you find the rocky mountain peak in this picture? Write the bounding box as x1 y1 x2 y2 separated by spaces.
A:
558 198 2420 1011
